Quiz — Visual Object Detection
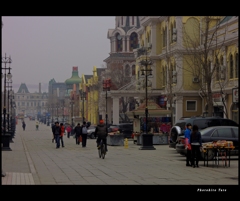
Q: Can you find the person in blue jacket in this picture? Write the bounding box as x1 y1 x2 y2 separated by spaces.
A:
184 123 192 166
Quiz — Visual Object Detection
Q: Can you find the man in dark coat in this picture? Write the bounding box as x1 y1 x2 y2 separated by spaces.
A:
22 121 26 131
74 123 82 145
52 122 61 148
95 119 108 152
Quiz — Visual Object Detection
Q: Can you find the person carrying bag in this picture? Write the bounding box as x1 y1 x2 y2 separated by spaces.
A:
81 121 89 148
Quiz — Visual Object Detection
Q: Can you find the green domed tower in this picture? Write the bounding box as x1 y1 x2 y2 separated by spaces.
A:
65 66 81 95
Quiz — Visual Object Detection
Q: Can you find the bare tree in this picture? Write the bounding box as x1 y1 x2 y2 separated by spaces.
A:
182 16 227 117
100 63 135 122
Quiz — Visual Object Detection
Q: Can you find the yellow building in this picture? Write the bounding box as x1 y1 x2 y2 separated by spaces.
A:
79 66 106 126
133 16 238 124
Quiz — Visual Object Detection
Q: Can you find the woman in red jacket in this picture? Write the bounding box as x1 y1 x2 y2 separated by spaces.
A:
66 125 72 138
60 123 65 147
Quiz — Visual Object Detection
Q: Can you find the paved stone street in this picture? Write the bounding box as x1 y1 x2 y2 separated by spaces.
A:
2 118 238 187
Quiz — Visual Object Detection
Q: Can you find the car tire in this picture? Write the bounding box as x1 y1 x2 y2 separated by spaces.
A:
90 133 95 139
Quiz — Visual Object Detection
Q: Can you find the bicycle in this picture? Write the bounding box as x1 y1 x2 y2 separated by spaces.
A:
98 139 106 159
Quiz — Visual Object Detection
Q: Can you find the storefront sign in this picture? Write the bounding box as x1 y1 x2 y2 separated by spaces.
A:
232 88 238 103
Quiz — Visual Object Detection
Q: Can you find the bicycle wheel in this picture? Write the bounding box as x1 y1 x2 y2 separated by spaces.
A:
98 144 101 158
101 144 105 159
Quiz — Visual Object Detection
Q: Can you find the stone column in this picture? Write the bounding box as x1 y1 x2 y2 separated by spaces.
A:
126 37 130 52
112 96 119 124
112 38 116 53
123 37 126 52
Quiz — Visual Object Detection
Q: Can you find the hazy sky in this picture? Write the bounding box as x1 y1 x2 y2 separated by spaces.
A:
2 16 116 93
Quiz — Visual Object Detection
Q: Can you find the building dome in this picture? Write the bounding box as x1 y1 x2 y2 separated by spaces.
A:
65 66 81 85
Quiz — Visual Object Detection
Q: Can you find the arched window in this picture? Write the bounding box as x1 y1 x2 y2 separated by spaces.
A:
130 32 138 51
215 58 220 81
162 28 166 47
170 23 173 43
235 53 238 78
163 67 166 86
116 33 122 52
125 65 130 77
220 56 223 66
229 54 233 79
132 65 136 76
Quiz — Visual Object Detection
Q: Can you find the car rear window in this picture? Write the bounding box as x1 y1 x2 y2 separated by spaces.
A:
220 119 238 126
217 128 233 138
193 119 221 130
232 127 239 138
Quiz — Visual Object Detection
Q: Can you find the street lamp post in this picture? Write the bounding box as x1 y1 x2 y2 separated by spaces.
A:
80 90 86 124
1 53 12 151
138 47 155 150
103 79 111 134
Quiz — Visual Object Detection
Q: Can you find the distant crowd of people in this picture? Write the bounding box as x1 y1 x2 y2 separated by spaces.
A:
51 120 108 152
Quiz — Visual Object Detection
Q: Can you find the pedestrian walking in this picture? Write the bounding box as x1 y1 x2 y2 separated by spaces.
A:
81 121 89 148
52 122 61 148
66 125 72 138
74 123 82 145
51 122 56 143
22 121 26 131
184 123 192 166
60 123 65 147
190 125 202 168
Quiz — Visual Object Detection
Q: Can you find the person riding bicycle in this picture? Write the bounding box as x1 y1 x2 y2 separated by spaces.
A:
95 119 108 152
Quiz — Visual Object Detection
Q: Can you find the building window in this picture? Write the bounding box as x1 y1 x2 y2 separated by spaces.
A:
170 23 173 43
121 16 123 25
162 28 166 47
163 67 166 86
27 102 29 106
229 54 233 79
42 102 44 106
130 32 138 51
116 33 122 52
125 65 130 77
215 58 220 81
235 53 238 78
22 102 25 106
132 65 136 76
231 103 239 124
186 100 197 111
132 16 134 25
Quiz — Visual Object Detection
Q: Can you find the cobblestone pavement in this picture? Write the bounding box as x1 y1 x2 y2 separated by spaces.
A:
2 118 238 187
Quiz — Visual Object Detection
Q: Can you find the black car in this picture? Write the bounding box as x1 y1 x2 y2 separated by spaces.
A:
175 126 239 160
108 123 133 138
169 116 238 148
